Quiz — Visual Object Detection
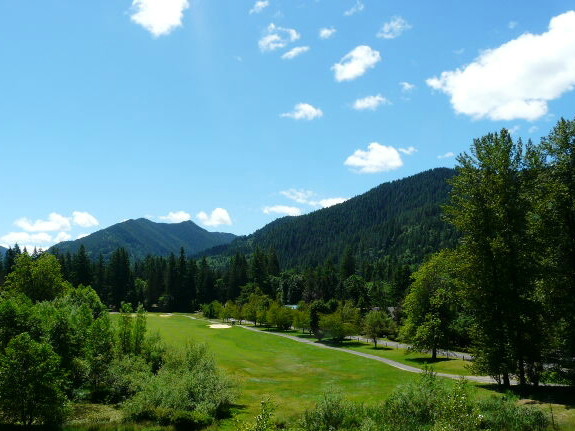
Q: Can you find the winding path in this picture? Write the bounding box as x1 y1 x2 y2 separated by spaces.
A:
236 324 497 384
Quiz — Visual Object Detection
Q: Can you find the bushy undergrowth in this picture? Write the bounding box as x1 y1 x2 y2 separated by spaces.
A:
123 342 237 427
242 372 550 431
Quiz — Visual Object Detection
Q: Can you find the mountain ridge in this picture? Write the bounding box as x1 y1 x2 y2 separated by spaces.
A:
49 218 236 260
199 167 458 268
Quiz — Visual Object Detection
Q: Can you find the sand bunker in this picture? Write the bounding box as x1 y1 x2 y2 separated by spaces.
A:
209 324 232 329
159 314 173 317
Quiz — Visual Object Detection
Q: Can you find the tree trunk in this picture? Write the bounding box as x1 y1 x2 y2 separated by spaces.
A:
503 372 510 388
432 346 437 361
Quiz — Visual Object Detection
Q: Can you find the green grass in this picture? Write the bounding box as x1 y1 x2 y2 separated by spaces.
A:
111 313 575 430
142 314 418 423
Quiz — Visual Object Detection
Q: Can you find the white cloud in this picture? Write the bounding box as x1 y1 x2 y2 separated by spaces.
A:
15 213 72 232
399 146 417 155
130 0 189 37
437 152 455 159
319 27 336 39
77 233 90 240
1 232 52 245
317 198 348 208
453 48 465 55
259 23 300 52
528 125 539 133
54 232 72 243
426 11 575 121
281 46 310 60
332 45 381 82
344 0 364 16
263 205 302 216
400 81 415 92
509 125 521 135
249 0 269 14
353 94 390 111
197 208 232 227
344 143 404 174
377 16 412 39
72 211 99 228
159 211 192 223
281 103 323 120
508 21 518 29
280 189 315 204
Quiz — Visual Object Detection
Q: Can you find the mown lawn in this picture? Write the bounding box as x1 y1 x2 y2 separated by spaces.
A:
143 314 418 424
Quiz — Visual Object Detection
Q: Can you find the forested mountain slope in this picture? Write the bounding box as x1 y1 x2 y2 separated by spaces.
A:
0 246 6 256
202 168 458 268
50 218 236 260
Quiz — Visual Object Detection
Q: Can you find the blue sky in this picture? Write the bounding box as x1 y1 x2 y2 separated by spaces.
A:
1 0 575 251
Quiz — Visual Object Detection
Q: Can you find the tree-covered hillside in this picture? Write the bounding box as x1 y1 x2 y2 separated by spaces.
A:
0 246 6 256
50 218 236 260
202 168 458 268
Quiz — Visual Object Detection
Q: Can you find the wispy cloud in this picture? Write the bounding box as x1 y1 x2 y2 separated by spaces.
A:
259 23 300 52
427 11 575 121
400 82 415 92
332 45 381 82
130 0 189 37
281 46 310 60
249 0 269 14
263 205 302 216
344 0 364 16
437 152 455 159
377 16 412 39
281 103 323 120
398 146 417 155
280 189 348 208
353 94 390 111
319 27 336 39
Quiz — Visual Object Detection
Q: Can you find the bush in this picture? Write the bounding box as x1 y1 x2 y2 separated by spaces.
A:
123 342 237 425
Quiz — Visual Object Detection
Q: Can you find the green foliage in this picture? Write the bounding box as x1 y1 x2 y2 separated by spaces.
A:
123 342 237 426
400 250 465 358
363 310 394 348
235 398 277 431
0 332 68 425
319 302 360 342
202 300 223 319
4 253 69 302
267 301 294 330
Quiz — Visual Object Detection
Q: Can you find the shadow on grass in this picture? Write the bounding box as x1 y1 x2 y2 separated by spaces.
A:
477 384 575 408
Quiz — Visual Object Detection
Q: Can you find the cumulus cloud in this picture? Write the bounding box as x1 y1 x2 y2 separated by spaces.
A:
77 233 90 240
437 152 455 159
1 232 52 245
130 0 189 37
15 213 72 232
426 11 575 121
344 0 364 16
398 146 417 155
263 205 302 216
281 103 323 120
259 23 300 52
377 16 412 39
400 81 415 92
249 0 269 14
159 211 192 223
353 94 390 111
319 27 336 39
332 45 381 82
197 208 232 227
281 46 310 60
72 211 99 228
344 142 404 174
